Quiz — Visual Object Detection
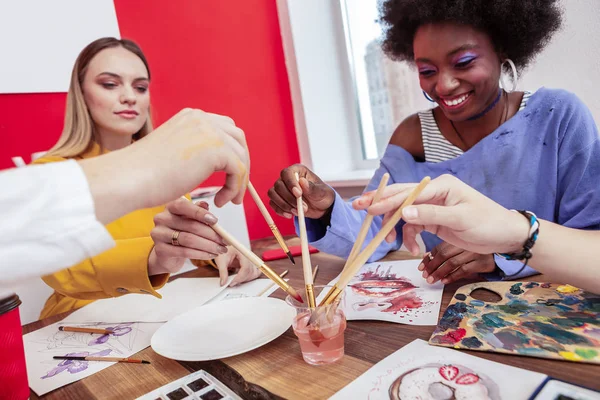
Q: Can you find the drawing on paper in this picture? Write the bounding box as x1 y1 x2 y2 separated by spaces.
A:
387 364 500 400
88 323 133 346
430 282 600 364
38 322 138 355
330 260 444 326
329 339 547 400
349 264 423 314
24 320 162 396
41 349 112 379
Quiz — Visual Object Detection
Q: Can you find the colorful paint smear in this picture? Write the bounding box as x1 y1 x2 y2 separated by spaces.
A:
430 282 600 364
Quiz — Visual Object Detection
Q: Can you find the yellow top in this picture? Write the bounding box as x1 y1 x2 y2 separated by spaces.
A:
33 143 193 319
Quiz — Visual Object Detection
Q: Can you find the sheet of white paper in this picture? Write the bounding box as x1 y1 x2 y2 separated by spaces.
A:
206 278 287 303
24 320 162 396
63 277 232 323
331 339 547 400
321 260 444 326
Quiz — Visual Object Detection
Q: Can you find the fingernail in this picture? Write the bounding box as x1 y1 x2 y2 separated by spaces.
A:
218 246 228 254
403 206 418 220
220 278 226 286
427 277 435 284
199 201 209 209
292 187 302 198
441 279 449 284
283 212 293 219
422 271 429 278
203 213 218 224
418 263 424 271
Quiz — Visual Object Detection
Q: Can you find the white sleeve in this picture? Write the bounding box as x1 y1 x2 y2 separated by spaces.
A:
0 160 115 290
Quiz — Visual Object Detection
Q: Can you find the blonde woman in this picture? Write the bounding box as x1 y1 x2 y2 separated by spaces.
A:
34 37 260 318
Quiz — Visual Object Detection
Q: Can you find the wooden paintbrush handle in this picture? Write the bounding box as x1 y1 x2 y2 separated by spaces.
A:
324 176 431 304
248 181 275 225
345 173 390 273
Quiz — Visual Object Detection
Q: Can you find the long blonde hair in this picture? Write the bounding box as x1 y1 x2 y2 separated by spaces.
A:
46 37 153 158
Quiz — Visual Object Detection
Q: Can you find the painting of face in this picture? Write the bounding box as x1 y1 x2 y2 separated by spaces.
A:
326 260 444 326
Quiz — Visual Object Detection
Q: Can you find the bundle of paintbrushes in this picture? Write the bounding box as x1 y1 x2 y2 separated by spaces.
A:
306 175 431 329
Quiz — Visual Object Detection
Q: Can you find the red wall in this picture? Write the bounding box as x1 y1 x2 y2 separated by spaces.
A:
0 0 299 240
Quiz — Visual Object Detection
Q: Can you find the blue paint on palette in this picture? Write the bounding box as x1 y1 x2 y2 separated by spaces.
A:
470 300 485 307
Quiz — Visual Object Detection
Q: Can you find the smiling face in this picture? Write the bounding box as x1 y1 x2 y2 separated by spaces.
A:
414 22 502 122
81 46 150 149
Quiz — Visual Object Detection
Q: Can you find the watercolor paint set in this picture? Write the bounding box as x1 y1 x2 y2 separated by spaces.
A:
136 370 242 400
528 378 600 399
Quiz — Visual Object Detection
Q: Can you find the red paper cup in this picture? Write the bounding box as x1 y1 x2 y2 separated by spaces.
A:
0 294 29 400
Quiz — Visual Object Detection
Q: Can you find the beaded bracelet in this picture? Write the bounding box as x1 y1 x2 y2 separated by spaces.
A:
495 210 539 278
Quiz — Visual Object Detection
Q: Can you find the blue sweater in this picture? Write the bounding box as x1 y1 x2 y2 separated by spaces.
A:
301 88 600 279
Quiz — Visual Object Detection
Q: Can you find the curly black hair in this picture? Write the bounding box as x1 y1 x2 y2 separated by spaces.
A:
379 0 562 70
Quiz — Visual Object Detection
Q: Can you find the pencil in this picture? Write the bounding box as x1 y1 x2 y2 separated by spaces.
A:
257 270 289 296
53 356 150 364
295 172 316 309
320 176 431 306
211 222 303 303
58 326 114 335
247 181 295 265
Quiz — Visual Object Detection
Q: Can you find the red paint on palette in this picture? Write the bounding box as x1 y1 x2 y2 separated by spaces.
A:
435 328 467 345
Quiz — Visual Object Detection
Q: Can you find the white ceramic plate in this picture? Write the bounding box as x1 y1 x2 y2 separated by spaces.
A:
151 297 295 361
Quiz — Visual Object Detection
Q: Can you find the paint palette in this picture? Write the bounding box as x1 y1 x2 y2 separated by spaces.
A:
136 370 242 400
430 282 600 364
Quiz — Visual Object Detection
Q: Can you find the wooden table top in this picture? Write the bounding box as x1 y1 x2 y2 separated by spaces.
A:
24 237 600 399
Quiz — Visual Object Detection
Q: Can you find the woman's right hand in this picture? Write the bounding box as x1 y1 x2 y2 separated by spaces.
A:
267 164 335 219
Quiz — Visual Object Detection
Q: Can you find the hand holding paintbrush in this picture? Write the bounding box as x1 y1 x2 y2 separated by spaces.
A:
319 176 431 307
307 173 390 325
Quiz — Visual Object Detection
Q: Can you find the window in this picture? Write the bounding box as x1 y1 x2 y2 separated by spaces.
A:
340 0 432 160
277 0 432 186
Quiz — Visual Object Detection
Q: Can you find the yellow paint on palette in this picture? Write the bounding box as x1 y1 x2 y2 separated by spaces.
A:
533 315 553 324
559 351 582 361
556 284 579 294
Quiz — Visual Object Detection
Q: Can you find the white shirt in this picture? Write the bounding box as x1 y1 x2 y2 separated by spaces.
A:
0 160 114 298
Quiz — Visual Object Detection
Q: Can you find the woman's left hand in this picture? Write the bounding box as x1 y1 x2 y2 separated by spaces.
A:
420 242 496 284
213 246 262 287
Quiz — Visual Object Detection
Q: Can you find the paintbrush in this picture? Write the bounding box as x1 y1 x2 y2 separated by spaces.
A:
307 174 389 326
53 356 150 364
295 172 316 309
181 196 303 303
312 265 319 281
247 181 295 265
58 326 114 335
319 176 431 307
257 270 289 296
211 222 303 303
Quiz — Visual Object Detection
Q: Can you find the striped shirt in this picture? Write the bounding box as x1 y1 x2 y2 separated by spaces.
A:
419 91 533 163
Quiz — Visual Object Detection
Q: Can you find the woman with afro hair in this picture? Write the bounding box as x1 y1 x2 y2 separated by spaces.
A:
268 0 600 285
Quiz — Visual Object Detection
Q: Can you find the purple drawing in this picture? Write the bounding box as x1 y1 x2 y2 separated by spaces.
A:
88 323 133 346
41 349 112 379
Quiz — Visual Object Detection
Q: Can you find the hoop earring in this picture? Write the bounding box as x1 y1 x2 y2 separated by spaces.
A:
499 59 518 93
422 90 435 103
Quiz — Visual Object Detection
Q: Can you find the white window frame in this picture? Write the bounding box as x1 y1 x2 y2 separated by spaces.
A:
276 0 379 188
